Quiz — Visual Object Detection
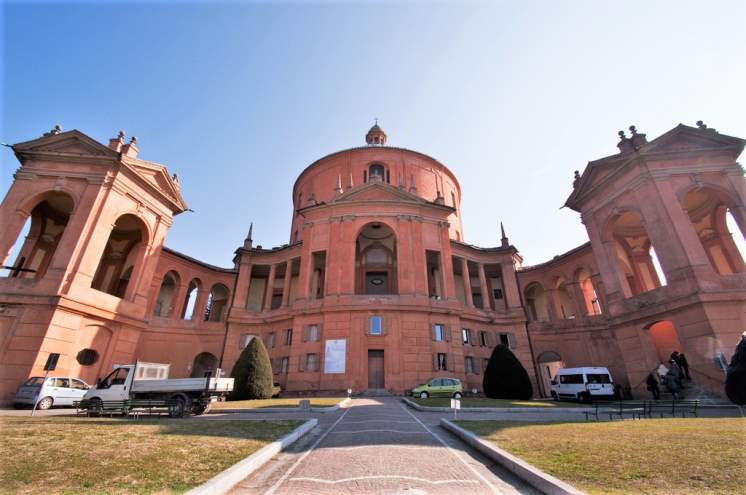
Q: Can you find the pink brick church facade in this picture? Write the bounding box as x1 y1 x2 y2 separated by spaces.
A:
0 122 744 404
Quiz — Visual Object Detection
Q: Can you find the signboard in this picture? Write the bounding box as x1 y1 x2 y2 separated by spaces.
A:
450 398 461 410
43 353 60 371
324 339 346 374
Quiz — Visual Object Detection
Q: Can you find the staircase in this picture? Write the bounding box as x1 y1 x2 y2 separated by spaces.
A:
658 380 730 405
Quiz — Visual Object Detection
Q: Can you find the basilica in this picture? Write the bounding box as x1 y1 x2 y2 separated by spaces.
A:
0 121 744 404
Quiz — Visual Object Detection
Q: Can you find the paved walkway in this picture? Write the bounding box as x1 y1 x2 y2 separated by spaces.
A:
230 397 539 495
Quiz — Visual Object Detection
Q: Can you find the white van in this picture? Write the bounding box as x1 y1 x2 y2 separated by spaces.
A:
550 367 615 402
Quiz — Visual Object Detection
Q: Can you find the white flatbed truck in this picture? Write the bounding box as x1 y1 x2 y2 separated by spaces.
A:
83 361 233 416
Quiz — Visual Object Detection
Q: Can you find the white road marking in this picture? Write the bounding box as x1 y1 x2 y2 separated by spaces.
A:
264 407 351 495
316 444 441 451
400 403 501 494
330 428 430 435
287 475 480 485
341 419 417 425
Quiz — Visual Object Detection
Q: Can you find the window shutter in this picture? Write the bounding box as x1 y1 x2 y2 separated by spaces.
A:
508 332 517 349
302 326 308 342
433 354 439 371
445 326 451 342
317 323 323 341
470 330 477 346
431 325 436 341
475 357 480 375
443 353 448 371
299 354 305 372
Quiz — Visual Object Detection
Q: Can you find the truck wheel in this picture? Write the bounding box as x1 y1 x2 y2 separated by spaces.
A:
37 396 53 410
169 397 186 418
88 398 103 417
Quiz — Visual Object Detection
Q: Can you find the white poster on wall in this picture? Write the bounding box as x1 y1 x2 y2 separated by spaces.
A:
324 339 346 374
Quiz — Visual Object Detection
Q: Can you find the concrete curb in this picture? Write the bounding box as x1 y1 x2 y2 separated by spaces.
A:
208 397 351 415
401 397 591 414
441 418 587 495
185 418 318 495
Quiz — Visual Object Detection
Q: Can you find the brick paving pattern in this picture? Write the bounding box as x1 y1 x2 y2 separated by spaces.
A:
231 397 538 494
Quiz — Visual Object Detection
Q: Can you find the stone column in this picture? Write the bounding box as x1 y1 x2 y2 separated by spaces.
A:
477 262 491 310
263 263 276 310
281 260 293 307
460 257 473 307
499 259 522 309
233 260 252 309
566 281 588 317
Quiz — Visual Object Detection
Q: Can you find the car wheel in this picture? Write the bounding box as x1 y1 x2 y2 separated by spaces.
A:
453 392 462 399
87 398 103 417
419 391 429 399
579 392 592 403
36 396 53 410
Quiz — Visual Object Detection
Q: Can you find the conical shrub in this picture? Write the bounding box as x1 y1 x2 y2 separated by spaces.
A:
229 336 273 400
483 344 533 400
725 335 746 405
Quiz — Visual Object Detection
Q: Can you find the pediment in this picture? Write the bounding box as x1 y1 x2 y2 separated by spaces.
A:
123 159 187 212
13 130 117 158
332 181 442 207
641 125 745 155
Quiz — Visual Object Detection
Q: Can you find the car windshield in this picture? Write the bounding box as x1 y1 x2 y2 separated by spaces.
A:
22 377 45 387
586 373 611 384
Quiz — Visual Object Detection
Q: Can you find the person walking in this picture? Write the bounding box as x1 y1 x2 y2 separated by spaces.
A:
657 362 669 383
668 357 683 388
646 372 660 400
663 369 681 400
678 353 691 380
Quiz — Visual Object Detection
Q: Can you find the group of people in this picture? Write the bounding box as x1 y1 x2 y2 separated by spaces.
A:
645 351 691 400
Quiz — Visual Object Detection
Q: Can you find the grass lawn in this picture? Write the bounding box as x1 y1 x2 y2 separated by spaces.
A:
411 397 587 408
212 397 346 410
0 416 302 495
457 418 746 495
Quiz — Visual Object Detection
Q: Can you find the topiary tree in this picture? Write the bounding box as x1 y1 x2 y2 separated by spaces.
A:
483 344 533 400
229 336 273 400
725 334 746 405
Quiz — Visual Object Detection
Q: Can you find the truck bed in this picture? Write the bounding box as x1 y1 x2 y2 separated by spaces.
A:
131 377 234 394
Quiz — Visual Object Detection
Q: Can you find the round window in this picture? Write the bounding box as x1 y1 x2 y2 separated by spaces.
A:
76 349 99 366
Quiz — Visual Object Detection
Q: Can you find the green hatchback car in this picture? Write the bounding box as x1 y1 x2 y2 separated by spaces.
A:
411 377 463 399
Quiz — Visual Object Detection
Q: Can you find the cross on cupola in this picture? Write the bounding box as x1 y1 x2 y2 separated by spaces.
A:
365 119 387 146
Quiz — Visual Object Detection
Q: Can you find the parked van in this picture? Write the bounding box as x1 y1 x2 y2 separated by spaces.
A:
550 367 615 402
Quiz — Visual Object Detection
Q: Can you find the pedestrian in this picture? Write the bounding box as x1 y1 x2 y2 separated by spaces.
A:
678 353 691 380
664 370 680 400
646 372 660 400
668 358 683 389
657 362 669 382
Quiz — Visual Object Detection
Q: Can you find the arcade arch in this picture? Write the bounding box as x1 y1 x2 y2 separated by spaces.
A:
355 223 397 295
91 214 148 299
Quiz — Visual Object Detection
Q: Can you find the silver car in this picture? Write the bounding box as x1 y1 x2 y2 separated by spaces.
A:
14 376 90 409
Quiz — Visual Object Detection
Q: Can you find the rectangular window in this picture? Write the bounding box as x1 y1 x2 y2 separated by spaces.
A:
281 356 289 374
493 288 503 300
433 324 444 341
370 316 382 335
284 328 293 346
306 324 319 342
239 334 256 349
499 332 516 349
436 352 448 371
311 251 326 300
465 356 474 374
560 374 584 384
265 332 276 349
461 328 471 345
479 331 488 347
305 353 319 372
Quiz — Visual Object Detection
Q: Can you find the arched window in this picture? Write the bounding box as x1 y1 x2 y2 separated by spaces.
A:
524 283 549 322
2 192 74 279
368 163 385 182
91 214 148 299
607 210 666 297
181 279 201 320
355 223 397 295
153 271 180 317
190 352 218 378
682 188 745 275
204 283 230 322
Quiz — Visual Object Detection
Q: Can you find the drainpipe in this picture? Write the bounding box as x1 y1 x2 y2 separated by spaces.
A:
512 263 544 398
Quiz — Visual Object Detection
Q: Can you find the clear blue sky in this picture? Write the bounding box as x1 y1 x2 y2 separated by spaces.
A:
2 0 745 267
